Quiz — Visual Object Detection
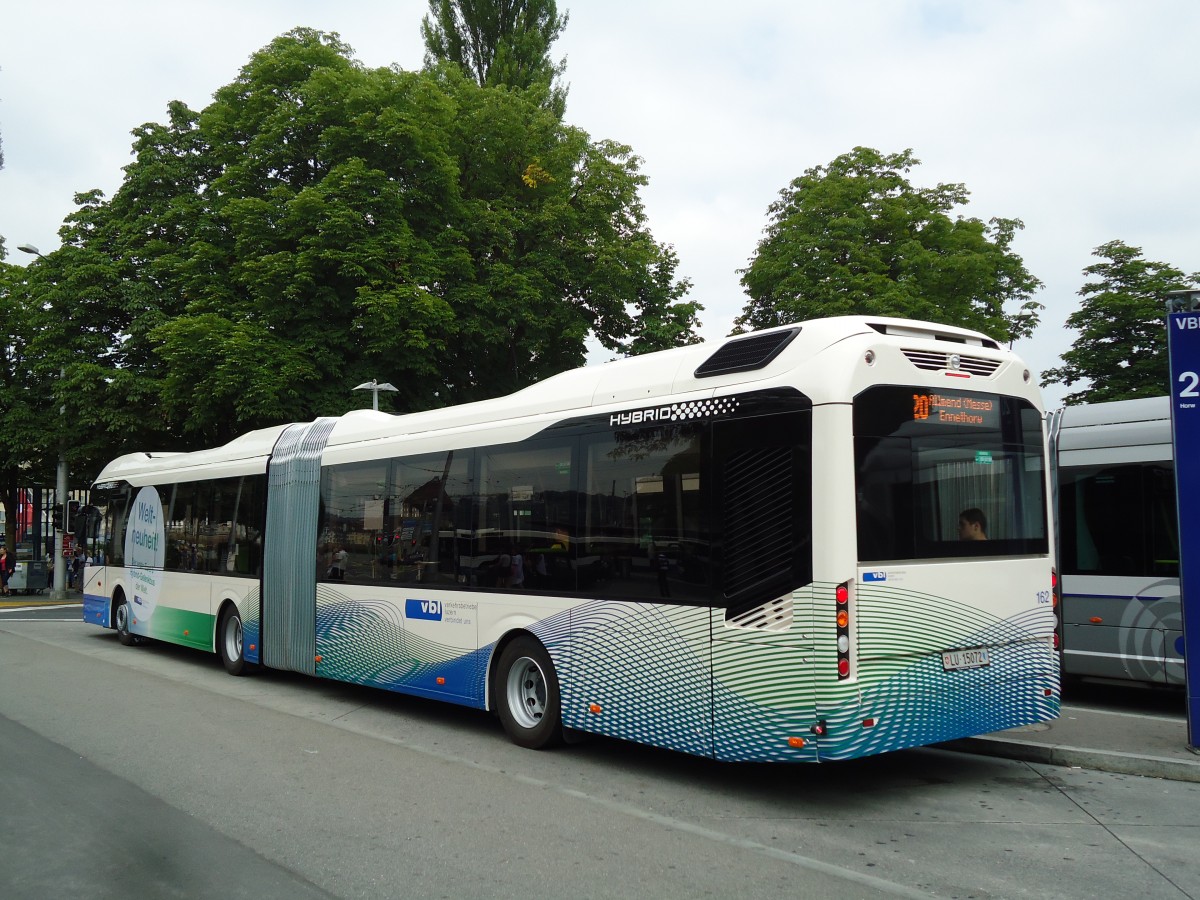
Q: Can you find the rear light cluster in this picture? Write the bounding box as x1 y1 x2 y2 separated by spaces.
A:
836 581 851 679
1051 568 1061 651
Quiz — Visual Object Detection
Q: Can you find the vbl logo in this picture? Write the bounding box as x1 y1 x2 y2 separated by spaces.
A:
406 598 443 621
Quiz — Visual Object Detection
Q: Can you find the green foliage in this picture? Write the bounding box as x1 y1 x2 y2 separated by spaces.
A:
1041 240 1198 404
736 147 1043 344
422 0 569 116
15 27 696 471
0 248 43 549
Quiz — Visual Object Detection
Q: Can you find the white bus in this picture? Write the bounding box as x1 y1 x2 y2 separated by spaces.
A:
1048 396 1183 686
84 316 1057 762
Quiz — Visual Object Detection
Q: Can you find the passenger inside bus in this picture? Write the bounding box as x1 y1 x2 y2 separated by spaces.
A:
958 508 989 541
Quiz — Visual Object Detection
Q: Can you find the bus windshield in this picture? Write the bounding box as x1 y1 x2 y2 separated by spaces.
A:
854 385 1048 561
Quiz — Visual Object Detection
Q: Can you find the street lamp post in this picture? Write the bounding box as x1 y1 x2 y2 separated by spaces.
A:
353 379 398 411
18 243 69 601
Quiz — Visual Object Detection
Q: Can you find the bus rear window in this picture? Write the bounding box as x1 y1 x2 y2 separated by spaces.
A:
854 386 1048 561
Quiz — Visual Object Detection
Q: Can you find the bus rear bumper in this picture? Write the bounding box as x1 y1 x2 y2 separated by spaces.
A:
814 670 1060 761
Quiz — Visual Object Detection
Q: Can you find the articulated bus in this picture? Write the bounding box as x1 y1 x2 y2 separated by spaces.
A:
84 316 1058 762
1049 396 1183 687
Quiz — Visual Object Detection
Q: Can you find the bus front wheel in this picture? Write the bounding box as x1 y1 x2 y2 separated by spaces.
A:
114 598 142 646
496 637 563 750
218 607 250 676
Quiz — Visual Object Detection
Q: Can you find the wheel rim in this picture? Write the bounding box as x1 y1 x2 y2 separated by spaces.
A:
224 615 242 661
506 655 547 729
115 603 128 634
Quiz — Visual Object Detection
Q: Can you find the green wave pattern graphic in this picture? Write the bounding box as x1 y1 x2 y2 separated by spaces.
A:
242 580 1055 762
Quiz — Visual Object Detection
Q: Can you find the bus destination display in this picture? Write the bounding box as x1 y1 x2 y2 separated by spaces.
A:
911 390 999 428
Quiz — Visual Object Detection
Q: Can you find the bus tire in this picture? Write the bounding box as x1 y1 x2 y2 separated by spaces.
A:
496 637 563 750
114 597 142 646
217 606 250 676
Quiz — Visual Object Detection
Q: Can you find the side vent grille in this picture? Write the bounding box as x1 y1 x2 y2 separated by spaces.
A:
902 349 1001 376
695 328 801 378
725 594 794 632
723 447 794 597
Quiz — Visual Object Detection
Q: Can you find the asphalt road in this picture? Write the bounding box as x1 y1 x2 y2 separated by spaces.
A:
2 614 1198 899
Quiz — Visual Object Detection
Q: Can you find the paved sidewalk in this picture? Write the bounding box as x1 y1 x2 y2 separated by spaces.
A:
0 589 83 609
945 702 1200 782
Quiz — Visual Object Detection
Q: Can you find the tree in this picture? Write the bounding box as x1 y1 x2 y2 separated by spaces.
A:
1041 240 1197 404
736 147 1043 344
24 28 697 459
422 0 569 116
0 248 62 553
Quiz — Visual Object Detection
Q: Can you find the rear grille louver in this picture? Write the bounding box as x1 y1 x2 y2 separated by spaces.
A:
695 328 800 378
902 349 1001 376
722 446 794 599
725 593 794 632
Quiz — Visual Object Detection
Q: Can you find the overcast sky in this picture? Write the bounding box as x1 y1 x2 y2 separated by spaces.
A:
3 1 1198 407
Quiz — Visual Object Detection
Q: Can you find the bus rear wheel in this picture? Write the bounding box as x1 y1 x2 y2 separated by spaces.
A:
218 607 250 676
496 637 563 750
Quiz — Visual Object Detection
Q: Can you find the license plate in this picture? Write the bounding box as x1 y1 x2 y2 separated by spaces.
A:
941 647 991 671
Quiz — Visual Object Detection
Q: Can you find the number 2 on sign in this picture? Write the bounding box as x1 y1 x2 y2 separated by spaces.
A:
1180 371 1199 398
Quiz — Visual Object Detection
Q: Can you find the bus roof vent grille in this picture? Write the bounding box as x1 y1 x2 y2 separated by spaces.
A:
725 594 795 632
695 327 801 378
902 349 1002 376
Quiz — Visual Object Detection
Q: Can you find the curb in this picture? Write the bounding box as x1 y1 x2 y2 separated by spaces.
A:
0 598 83 609
942 735 1200 784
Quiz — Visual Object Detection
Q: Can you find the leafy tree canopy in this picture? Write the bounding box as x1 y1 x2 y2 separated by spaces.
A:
17 27 697 467
1041 240 1197 404
422 0 569 116
0 250 52 549
735 147 1043 344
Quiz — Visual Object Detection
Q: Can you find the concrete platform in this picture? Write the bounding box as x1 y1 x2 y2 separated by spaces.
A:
944 701 1200 783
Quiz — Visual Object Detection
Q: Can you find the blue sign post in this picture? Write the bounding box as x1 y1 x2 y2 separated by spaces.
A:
1167 291 1200 752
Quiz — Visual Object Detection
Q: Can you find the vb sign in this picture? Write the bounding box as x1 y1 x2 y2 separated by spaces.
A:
1167 304 1200 751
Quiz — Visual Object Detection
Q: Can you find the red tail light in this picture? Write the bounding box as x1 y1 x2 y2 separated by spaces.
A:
836 580 852 680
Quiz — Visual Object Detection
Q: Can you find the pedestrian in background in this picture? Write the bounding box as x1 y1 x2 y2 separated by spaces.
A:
0 547 14 596
73 544 87 590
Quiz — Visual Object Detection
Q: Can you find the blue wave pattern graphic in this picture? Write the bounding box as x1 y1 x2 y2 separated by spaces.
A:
710 634 820 762
256 578 1055 762
807 640 1058 761
551 601 715 757
313 590 490 708
240 586 263 664
810 581 1059 761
